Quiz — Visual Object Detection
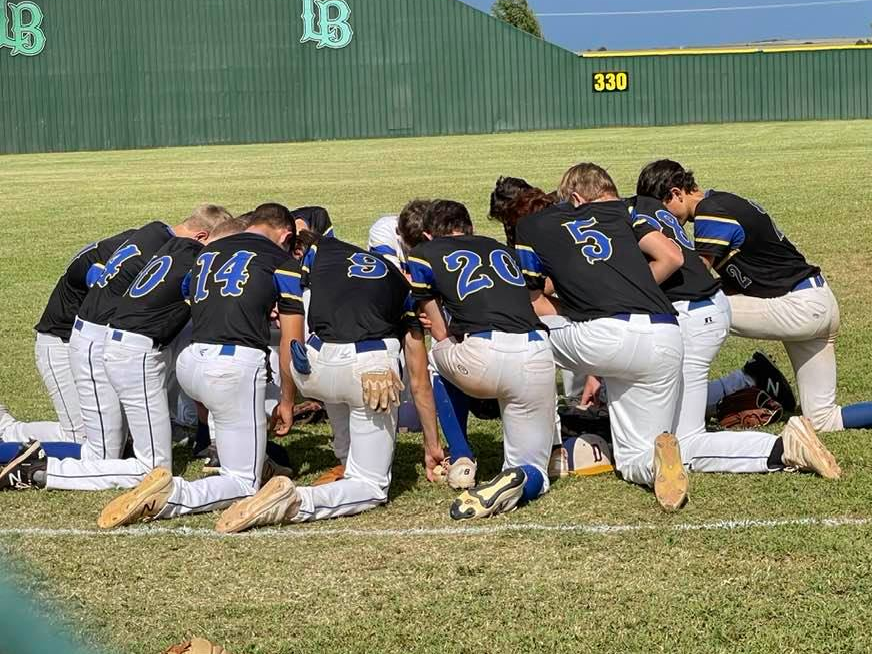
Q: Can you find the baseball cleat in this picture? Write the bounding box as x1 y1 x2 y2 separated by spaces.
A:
780 416 841 479
0 440 47 491
449 467 526 520
744 351 797 413
97 467 173 529
261 456 295 485
216 476 301 534
202 444 221 474
312 464 345 486
548 445 569 480
446 456 477 490
653 433 688 512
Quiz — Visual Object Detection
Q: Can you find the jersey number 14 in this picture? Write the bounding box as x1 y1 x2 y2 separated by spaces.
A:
192 251 257 302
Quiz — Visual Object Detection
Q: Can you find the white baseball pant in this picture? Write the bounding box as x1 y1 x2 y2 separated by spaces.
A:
31 332 83 443
547 314 683 487
157 343 269 518
67 319 126 459
674 292 777 473
289 338 401 523
45 329 173 490
430 331 555 492
727 278 843 432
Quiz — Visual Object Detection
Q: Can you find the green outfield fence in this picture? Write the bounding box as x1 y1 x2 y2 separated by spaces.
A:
0 0 870 154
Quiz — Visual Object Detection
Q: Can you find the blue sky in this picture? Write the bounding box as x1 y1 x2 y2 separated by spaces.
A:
460 0 872 50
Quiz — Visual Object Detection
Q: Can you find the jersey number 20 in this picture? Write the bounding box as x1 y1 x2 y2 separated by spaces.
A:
192 251 257 303
444 250 525 301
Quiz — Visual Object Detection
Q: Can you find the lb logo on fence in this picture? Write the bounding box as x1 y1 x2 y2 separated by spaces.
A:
1 1 45 56
301 0 353 49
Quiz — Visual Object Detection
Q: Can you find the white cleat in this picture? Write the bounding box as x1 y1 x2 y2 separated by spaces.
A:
781 416 841 479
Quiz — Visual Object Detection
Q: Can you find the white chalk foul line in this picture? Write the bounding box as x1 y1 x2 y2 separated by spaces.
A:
0 517 868 540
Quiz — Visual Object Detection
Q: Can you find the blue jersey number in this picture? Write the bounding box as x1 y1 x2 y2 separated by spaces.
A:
637 210 694 250
128 255 173 299
443 250 525 301
347 253 388 279
192 250 257 303
562 219 613 265
95 243 142 289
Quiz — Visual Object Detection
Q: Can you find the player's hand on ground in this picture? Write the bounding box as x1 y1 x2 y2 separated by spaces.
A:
581 375 603 408
425 446 447 482
273 399 294 436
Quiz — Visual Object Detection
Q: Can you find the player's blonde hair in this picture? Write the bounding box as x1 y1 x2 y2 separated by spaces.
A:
558 163 619 203
183 204 234 233
208 213 251 240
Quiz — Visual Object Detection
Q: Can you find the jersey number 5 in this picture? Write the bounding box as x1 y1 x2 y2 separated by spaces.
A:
562 219 613 265
192 251 257 303
444 250 525 301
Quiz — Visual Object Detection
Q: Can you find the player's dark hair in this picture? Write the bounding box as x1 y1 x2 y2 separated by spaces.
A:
291 206 332 236
425 200 474 238
250 203 297 250
489 176 533 223
397 199 433 249
499 188 558 248
296 228 320 251
636 160 699 202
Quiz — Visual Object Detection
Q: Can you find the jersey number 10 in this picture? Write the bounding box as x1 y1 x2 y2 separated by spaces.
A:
192 251 257 303
444 250 525 301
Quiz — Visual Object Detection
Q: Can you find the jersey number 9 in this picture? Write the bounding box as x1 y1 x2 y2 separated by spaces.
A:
347 253 389 279
444 250 525 301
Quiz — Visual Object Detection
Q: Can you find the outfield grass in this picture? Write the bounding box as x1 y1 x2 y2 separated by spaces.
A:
2 120 872 654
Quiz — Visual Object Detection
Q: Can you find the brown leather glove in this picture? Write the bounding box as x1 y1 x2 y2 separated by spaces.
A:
361 369 405 412
716 387 783 430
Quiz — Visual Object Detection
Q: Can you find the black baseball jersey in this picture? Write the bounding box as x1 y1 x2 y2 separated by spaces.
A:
110 238 203 347
189 232 304 350
408 235 541 338
515 200 676 321
628 195 721 303
77 221 176 325
302 238 416 343
693 191 820 298
35 230 136 341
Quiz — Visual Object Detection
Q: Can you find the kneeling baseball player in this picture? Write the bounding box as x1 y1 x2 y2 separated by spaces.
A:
407 200 556 518
215 234 418 532
638 160 872 434
93 203 305 528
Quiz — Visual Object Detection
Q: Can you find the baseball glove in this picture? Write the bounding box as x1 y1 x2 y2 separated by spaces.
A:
558 405 611 441
361 369 404 412
293 400 327 425
162 637 231 654
715 387 783 430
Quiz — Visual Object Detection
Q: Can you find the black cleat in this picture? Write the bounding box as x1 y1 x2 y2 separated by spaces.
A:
201 444 221 474
744 352 797 413
0 441 47 491
449 468 526 520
